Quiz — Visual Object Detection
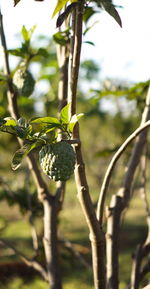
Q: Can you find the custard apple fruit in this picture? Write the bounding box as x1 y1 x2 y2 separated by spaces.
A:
39 141 76 181
13 69 35 97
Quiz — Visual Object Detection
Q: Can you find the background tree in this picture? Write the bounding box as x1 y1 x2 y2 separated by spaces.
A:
0 1 150 289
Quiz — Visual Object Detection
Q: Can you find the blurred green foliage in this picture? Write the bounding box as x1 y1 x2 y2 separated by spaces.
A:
0 25 150 289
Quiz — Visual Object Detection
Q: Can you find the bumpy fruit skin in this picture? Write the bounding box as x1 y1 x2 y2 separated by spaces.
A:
39 142 76 181
13 69 35 97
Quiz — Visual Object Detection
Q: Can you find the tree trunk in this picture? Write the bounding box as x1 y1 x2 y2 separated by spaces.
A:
43 197 62 289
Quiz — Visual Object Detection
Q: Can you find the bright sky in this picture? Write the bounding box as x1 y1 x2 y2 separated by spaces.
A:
0 0 150 83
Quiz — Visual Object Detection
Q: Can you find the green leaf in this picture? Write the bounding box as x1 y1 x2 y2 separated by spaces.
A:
8 48 26 57
83 21 99 36
17 117 26 127
101 0 122 27
36 48 49 58
21 26 29 42
0 118 6 126
53 31 69 46
30 117 61 134
83 41 95 46
21 25 36 42
0 74 7 82
68 113 84 133
56 2 78 27
60 103 70 124
11 145 28 170
52 0 77 18
83 7 97 23
4 117 17 126
30 116 60 125
12 126 27 139
1 120 31 140
11 141 40 170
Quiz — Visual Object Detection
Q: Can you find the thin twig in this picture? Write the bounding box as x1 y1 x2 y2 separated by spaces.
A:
97 85 150 226
104 86 150 289
0 238 48 282
96 119 150 225
61 237 91 270
140 152 150 218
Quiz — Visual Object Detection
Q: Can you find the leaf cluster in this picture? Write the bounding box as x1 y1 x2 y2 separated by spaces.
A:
8 26 48 61
0 104 83 170
0 186 41 215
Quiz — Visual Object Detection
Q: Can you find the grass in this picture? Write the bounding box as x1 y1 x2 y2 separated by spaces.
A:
0 182 149 288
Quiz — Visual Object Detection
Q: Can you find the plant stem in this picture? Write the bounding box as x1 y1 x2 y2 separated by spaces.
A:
0 238 48 282
43 198 62 289
105 86 150 289
0 9 63 289
96 117 150 225
68 2 106 288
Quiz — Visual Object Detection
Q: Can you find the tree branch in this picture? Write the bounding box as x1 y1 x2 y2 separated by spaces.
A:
62 237 91 270
97 88 150 226
0 7 51 202
0 9 64 289
104 86 150 289
0 238 48 282
67 2 106 289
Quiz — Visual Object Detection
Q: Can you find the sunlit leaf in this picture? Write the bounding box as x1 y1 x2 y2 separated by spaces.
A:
52 0 77 18
8 48 26 57
21 26 29 41
53 31 69 46
60 103 70 124
30 116 60 125
21 25 36 42
4 117 17 126
68 113 84 133
30 117 61 133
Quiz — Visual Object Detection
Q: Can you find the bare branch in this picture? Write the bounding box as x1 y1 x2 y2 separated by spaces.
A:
67 2 106 289
130 244 143 289
97 118 150 225
140 153 150 218
0 239 48 282
43 199 63 289
103 86 150 289
130 242 150 289
62 237 91 270
0 9 20 119
0 9 64 289
140 257 150 282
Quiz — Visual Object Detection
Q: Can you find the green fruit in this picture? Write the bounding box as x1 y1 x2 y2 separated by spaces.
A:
39 141 76 181
13 69 35 97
